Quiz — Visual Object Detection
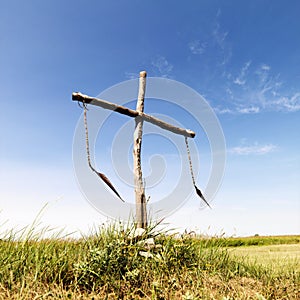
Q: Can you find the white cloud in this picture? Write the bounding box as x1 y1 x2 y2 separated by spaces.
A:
214 106 259 115
226 87 233 98
233 61 251 86
219 61 300 113
261 64 271 71
124 72 138 80
187 10 231 65
188 40 207 55
213 107 234 114
229 143 277 155
272 93 300 112
233 78 246 85
212 10 232 66
255 64 276 88
237 106 260 114
213 23 228 48
151 56 173 77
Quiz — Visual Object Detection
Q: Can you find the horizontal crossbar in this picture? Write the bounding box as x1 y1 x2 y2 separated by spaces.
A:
72 92 196 138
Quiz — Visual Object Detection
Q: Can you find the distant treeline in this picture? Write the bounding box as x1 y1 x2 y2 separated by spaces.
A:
207 235 300 247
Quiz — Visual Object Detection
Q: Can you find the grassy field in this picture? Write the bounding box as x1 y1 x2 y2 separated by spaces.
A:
229 244 300 275
0 223 299 299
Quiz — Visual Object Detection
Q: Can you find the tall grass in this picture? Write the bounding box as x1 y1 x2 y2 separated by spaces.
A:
0 221 299 299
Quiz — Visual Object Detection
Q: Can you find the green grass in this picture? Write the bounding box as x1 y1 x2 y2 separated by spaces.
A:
0 222 299 299
229 244 300 274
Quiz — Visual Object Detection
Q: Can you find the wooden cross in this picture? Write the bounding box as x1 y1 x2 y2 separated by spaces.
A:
72 71 196 228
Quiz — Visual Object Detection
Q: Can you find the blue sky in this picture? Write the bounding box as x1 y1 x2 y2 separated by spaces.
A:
1 1 299 236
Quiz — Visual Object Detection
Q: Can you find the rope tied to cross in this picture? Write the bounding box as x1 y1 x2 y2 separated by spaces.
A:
82 101 124 202
184 136 211 209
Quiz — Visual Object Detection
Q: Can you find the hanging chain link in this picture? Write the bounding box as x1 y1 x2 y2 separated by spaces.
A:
83 102 95 172
185 136 196 186
81 102 124 202
184 136 211 209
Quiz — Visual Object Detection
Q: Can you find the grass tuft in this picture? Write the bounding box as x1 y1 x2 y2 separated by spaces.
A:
0 221 299 299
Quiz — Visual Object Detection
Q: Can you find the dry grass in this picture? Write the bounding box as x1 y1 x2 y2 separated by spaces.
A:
0 223 299 299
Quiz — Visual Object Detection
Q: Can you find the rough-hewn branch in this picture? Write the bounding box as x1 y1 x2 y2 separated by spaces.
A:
134 71 147 228
72 92 196 138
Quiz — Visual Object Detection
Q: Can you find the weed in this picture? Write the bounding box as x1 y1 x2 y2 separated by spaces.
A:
0 220 299 299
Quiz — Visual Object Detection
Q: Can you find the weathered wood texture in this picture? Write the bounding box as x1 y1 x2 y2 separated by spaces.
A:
72 71 198 228
134 71 147 228
72 92 195 138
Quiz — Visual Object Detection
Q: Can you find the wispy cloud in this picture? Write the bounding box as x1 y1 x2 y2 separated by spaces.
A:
271 93 300 112
188 40 207 55
237 106 260 114
229 142 277 155
214 107 234 114
124 72 138 80
233 61 251 86
217 62 300 114
212 22 228 50
151 56 173 78
253 65 300 112
261 64 271 71
187 9 231 67
184 10 298 115
211 9 232 65
255 63 274 86
214 105 260 115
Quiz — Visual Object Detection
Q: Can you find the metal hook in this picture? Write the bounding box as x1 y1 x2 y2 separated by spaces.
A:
78 101 88 110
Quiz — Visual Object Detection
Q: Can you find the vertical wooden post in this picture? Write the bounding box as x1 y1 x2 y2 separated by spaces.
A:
134 71 147 228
